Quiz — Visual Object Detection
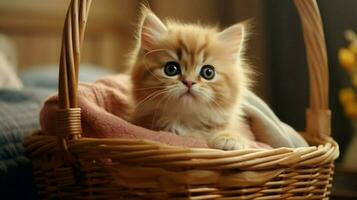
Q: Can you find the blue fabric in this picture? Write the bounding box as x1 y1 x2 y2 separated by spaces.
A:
0 87 53 199
19 64 114 89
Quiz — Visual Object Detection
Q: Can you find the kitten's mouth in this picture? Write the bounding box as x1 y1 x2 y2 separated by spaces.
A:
179 90 196 99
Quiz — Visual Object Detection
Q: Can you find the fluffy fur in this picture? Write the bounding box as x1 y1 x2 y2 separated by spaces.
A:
129 7 255 150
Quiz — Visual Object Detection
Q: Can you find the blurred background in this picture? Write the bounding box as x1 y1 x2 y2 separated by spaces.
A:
0 0 356 199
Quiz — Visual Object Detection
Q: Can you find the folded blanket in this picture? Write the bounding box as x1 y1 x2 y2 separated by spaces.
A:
40 75 308 149
242 90 308 148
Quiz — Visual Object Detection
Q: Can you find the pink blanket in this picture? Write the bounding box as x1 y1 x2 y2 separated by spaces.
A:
40 75 308 149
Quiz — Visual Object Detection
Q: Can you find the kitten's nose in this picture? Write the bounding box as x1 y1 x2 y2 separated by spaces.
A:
181 80 196 88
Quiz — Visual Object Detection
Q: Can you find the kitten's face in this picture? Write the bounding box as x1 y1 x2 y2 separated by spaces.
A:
131 9 247 119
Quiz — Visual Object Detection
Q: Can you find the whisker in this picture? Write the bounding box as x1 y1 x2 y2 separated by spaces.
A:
134 88 170 109
134 85 168 91
149 86 182 130
196 90 227 130
196 89 223 109
150 90 172 129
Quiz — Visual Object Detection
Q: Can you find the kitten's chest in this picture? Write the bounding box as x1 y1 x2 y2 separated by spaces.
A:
156 108 231 136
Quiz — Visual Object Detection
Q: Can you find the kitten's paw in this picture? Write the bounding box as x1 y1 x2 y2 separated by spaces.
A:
209 134 246 150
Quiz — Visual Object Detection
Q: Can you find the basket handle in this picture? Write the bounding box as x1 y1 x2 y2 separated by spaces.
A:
56 0 331 144
294 0 331 144
56 0 92 143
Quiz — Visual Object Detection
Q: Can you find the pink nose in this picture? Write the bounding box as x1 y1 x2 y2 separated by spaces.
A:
181 80 196 88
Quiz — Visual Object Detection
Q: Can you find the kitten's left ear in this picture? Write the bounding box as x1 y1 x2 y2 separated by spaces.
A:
218 23 245 60
140 7 168 51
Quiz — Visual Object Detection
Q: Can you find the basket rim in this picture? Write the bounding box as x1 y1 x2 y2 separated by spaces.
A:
25 131 339 170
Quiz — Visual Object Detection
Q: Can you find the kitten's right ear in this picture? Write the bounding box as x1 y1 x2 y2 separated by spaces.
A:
218 23 245 61
140 7 167 51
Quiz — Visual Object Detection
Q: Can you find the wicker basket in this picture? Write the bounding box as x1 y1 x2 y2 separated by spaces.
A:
24 0 339 199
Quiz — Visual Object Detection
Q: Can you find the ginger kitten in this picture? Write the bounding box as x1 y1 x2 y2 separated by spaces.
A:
129 7 254 150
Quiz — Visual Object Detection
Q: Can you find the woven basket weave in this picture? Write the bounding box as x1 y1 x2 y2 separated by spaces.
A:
24 0 339 199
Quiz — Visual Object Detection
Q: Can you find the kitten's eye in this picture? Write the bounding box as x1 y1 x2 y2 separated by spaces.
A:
200 65 215 80
164 61 181 76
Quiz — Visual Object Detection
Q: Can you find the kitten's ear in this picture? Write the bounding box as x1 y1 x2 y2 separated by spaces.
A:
218 23 245 60
140 7 167 51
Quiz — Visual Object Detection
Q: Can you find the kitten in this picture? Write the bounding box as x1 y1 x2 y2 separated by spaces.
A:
129 7 254 150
